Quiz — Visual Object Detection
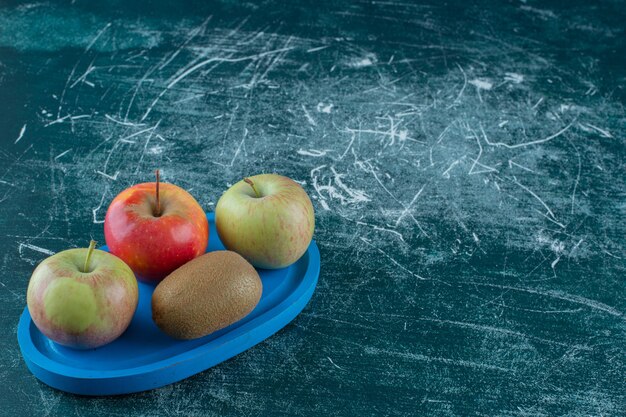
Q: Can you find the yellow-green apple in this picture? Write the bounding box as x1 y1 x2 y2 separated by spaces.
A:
215 174 315 269
104 171 208 284
26 241 138 349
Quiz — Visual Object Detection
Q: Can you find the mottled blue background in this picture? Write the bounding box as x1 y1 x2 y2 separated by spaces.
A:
0 1 624 415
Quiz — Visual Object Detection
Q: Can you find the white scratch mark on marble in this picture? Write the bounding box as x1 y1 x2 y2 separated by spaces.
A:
118 125 159 142
356 221 405 243
310 165 330 210
141 46 294 121
92 186 109 224
419 317 588 349
395 184 426 227
442 157 465 178
464 282 624 319
570 239 584 256
14 124 26 144
340 130 357 160
69 64 96 88
19 243 55 256
512 176 563 228
330 166 371 204
347 54 376 68
364 346 513 373
469 78 492 102
483 121 574 149
531 97 544 109
44 115 70 127
297 149 329 157
504 72 524 83
307 45 330 53
148 145 165 155
508 159 535 173
568 138 582 215
96 170 119 181
316 102 334 113
520 5 557 19
327 357 344 370
105 114 146 127
302 105 317 126
450 64 468 106
86 22 112 50
581 123 612 138
469 126 497 175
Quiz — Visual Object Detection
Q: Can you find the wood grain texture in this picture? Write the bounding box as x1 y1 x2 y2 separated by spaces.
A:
0 0 624 415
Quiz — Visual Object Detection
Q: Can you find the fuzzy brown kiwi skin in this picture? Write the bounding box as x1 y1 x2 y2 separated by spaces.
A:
151 250 263 340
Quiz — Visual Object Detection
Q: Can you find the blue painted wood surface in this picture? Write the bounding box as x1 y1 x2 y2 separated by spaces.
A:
18 213 320 395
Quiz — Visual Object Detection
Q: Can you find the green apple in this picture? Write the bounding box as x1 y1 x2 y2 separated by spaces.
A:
26 241 138 349
215 174 315 269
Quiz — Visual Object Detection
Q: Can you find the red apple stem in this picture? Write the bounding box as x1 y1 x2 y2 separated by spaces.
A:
83 240 97 273
155 169 161 217
244 178 261 198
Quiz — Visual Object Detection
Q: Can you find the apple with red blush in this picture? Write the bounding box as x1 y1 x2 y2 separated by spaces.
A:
215 174 315 269
27 240 138 349
104 171 208 284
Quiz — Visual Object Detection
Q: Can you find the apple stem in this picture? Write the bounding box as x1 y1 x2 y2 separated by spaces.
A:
244 178 260 198
83 240 97 273
155 169 161 217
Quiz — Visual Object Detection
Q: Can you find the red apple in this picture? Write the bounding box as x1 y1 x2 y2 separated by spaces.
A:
104 171 208 284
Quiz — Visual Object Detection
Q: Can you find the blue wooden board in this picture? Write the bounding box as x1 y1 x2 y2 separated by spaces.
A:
17 213 320 395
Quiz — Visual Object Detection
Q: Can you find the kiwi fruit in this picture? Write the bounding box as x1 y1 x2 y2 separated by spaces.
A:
152 250 262 340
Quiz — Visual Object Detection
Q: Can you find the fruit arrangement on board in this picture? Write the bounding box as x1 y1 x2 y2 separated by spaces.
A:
26 172 315 349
